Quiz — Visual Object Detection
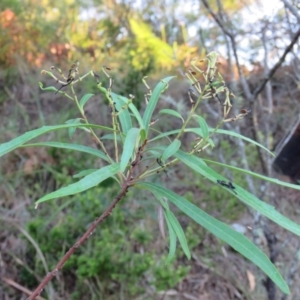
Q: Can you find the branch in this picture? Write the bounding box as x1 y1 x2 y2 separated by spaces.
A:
252 25 300 101
2 277 46 300
263 223 278 300
281 0 300 22
201 0 252 99
27 140 148 300
201 0 300 102
27 186 128 299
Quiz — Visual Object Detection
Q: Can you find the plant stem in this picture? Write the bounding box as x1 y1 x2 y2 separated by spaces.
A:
27 139 148 300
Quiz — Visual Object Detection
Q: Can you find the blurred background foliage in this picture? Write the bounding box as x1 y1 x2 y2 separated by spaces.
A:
1 0 300 299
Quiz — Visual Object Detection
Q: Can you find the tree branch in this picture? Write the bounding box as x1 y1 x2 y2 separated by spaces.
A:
201 0 252 99
281 0 300 22
251 25 300 101
27 139 148 300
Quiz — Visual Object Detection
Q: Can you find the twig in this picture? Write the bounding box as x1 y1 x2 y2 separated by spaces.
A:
0 217 56 298
202 0 300 97
281 0 300 22
263 223 278 300
27 140 148 300
252 25 300 101
2 277 46 300
261 23 273 176
201 0 252 99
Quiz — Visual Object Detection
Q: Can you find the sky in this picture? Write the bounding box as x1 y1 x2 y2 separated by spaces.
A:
79 0 291 69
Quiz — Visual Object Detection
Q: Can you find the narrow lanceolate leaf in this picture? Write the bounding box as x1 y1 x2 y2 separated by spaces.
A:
36 163 120 204
39 82 57 92
149 128 201 142
111 92 133 135
159 109 184 123
120 128 140 172
101 134 123 141
22 142 109 162
0 124 113 158
66 118 82 139
164 211 177 264
150 145 207 167
174 150 300 237
73 169 98 178
79 93 94 110
152 190 170 211
203 158 300 191
143 76 175 135
139 129 146 143
150 128 274 157
196 115 209 139
207 138 215 148
165 210 191 260
127 102 145 131
138 182 290 295
213 128 274 157
161 139 181 163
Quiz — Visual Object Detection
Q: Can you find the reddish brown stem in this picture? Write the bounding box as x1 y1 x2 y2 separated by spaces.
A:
27 139 147 300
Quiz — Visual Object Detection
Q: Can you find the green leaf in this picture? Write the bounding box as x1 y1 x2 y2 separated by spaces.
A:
22 142 109 162
149 128 198 142
150 145 207 167
203 158 300 191
152 191 170 210
149 128 274 157
196 116 209 139
174 150 300 237
36 163 120 204
143 76 175 135
138 182 290 295
161 139 181 163
159 109 184 123
140 129 146 143
164 211 177 264
120 128 140 172
147 149 163 158
73 169 98 178
164 210 191 260
214 128 275 157
100 134 122 141
151 192 175 263
210 80 223 87
99 87 143 132
39 82 57 92
207 138 215 148
0 124 113 158
111 93 133 135
127 102 145 131
65 118 81 139
207 51 218 67
79 93 94 110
